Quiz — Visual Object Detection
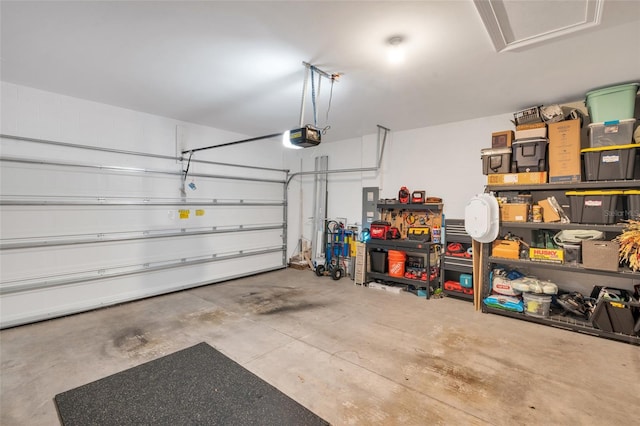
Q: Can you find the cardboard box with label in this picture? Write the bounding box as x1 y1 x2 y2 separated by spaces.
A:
548 119 581 183
500 203 529 222
487 172 547 185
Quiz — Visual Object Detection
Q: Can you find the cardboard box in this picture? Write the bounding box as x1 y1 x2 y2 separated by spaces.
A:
491 130 514 148
500 203 529 222
487 172 547 186
548 119 582 183
537 198 561 223
515 127 547 139
516 122 546 131
582 240 619 271
529 247 564 264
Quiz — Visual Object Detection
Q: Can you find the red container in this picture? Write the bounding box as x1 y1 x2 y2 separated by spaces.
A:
370 221 391 239
444 280 474 295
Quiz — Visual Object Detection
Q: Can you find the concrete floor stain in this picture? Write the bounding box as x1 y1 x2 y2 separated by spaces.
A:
239 287 323 315
112 327 148 353
260 302 322 315
183 308 228 325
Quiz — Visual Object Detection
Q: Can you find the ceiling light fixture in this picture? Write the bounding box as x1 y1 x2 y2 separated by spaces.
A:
387 35 405 65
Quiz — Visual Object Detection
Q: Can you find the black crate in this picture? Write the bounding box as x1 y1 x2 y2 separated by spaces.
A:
370 250 387 273
591 300 638 335
406 255 424 269
512 138 547 172
566 190 624 224
582 144 637 181
625 190 640 220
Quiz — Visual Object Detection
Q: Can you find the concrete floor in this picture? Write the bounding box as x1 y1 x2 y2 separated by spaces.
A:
1 268 639 425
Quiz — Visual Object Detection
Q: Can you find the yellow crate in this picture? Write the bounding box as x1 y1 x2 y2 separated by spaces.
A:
529 248 564 264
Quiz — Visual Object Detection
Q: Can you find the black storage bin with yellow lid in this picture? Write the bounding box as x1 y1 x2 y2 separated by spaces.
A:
512 138 547 172
582 144 637 181
566 190 625 224
625 190 640 220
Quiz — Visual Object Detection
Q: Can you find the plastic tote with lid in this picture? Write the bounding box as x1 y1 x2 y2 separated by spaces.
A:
512 138 548 173
481 147 512 174
565 190 624 224
581 144 637 181
625 190 640 220
585 83 639 123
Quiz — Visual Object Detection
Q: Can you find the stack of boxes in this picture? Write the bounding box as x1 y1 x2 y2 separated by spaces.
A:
481 105 584 186
481 82 639 224
483 83 639 271
512 107 549 177
570 82 639 224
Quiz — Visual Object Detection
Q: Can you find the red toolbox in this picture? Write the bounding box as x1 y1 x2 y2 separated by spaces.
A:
370 221 391 239
444 280 474 295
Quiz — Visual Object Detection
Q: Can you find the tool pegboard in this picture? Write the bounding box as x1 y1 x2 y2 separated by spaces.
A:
378 202 443 240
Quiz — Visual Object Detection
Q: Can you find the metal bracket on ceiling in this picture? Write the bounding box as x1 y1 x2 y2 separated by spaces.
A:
179 62 342 182
300 62 341 131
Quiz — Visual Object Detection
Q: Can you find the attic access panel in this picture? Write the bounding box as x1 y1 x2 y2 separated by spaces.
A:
474 0 603 52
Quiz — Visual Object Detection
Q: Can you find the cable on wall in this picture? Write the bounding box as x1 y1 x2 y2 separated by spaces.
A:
183 151 194 182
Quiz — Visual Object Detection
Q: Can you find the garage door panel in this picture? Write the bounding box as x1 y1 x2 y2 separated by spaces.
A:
0 134 288 328
0 252 284 329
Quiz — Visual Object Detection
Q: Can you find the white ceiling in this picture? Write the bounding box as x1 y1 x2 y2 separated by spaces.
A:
1 1 639 143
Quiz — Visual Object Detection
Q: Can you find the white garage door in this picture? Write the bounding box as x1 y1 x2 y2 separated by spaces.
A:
0 134 287 328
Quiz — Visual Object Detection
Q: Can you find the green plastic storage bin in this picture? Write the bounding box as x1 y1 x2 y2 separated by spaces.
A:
585 83 639 122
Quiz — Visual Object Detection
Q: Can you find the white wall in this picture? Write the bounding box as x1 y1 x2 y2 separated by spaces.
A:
280 110 637 296
283 114 514 257
0 82 288 327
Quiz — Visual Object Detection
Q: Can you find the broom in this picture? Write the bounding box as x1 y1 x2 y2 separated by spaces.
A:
473 239 482 310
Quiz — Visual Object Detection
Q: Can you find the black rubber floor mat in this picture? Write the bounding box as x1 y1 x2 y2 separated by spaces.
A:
54 342 329 425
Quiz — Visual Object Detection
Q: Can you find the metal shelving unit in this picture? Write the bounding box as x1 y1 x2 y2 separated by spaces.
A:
487 256 640 279
365 238 440 299
364 202 444 298
375 202 443 211
484 222 626 232
486 179 640 192
482 179 640 345
483 305 640 345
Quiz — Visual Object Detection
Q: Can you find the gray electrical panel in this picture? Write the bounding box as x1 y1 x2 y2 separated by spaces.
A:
361 187 379 231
